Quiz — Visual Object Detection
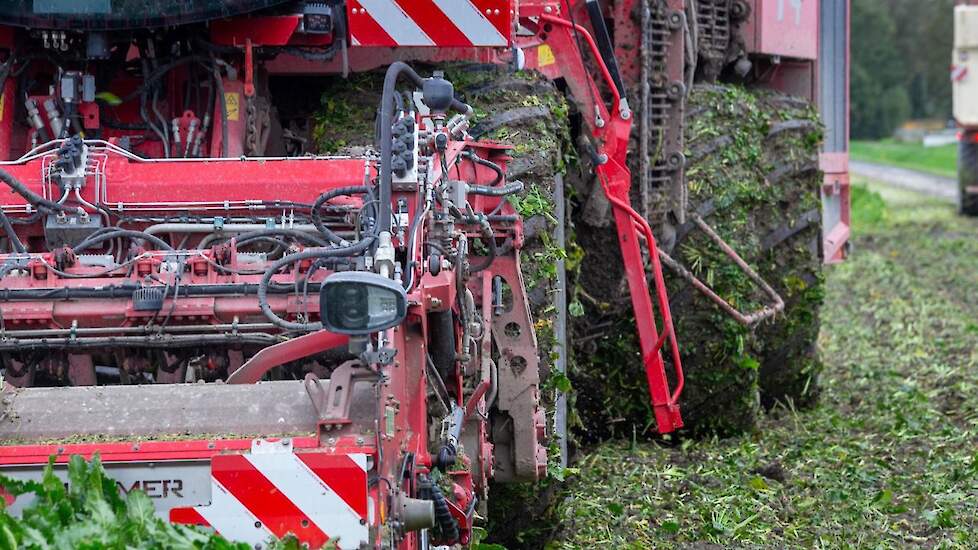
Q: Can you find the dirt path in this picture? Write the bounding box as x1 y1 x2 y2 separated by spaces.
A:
850 160 957 202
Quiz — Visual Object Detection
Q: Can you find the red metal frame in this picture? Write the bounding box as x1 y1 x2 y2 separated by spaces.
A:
0 0 856 546
518 2 684 432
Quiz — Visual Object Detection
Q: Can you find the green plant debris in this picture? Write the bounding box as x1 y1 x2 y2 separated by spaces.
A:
312 73 383 155
547 179 978 547
0 455 318 549
572 85 825 438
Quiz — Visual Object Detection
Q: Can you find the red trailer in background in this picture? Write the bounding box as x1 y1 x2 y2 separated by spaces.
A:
0 1 847 548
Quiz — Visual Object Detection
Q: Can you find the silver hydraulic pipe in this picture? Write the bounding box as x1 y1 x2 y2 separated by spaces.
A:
0 323 278 338
144 222 322 236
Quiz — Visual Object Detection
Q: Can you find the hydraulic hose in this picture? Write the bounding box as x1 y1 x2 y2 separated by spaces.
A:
468 180 524 197
73 230 174 254
0 167 72 213
422 477 459 543
379 63 471 233
0 209 25 253
469 222 498 273
235 229 330 248
311 186 372 243
585 0 627 97
461 151 504 186
208 56 230 158
257 238 375 332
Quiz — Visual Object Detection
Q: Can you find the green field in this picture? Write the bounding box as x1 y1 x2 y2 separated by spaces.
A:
851 139 958 179
547 179 978 548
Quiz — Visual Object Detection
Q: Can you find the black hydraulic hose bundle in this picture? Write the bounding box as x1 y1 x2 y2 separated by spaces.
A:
73 230 174 254
311 185 373 243
257 237 376 332
121 55 212 104
0 209 25 254
235 229 330 248
0 167 72 214
468 180 524 197
417 475 459 543
379 63 470 233
379 63 426 233
460 151 504 186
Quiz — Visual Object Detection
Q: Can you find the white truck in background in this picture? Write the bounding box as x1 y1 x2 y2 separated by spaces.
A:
954 2 978 214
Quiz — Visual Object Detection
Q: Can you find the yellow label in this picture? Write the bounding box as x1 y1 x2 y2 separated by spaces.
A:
0 93 5 122
224 92 240 121
538 44 556 67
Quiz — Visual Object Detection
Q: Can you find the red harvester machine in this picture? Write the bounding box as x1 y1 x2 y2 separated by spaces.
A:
0 1 848 548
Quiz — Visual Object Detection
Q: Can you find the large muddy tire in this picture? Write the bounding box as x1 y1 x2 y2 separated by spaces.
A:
674 86 825 432
572 85 825 437
959 133 978 217
447 67 571 548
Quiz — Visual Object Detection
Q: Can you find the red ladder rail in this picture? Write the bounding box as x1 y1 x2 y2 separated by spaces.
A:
518 4 685 433
600 163 684 433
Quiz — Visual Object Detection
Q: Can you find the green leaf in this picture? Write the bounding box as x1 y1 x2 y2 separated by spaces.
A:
0 455 260 549
873 488 893 506
748 476 769 491
552 372 573 393
0 523 17 550
936 508 956 528
659 521 680 534
568 300 585 317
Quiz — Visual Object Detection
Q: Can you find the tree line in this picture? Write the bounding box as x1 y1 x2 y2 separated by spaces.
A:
852 0 955 139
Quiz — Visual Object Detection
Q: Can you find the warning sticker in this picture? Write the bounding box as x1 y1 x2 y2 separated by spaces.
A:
538 44 556 68
224 92 240 121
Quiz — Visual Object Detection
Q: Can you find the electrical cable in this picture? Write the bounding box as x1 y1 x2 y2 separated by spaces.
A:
257 238 375 332
311 185 372 243
234 228 330 248
0 167 72 213
0 209 25 253
73 229 174 254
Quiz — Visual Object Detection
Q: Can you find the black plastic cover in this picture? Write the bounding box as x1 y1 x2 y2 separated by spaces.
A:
0 1 291 31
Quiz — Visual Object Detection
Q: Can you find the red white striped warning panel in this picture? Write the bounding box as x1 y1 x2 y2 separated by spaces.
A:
171 452 369 549
347 0 513 47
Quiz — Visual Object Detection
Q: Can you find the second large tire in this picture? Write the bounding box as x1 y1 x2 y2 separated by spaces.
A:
959 132 978 217
573 85 825 436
